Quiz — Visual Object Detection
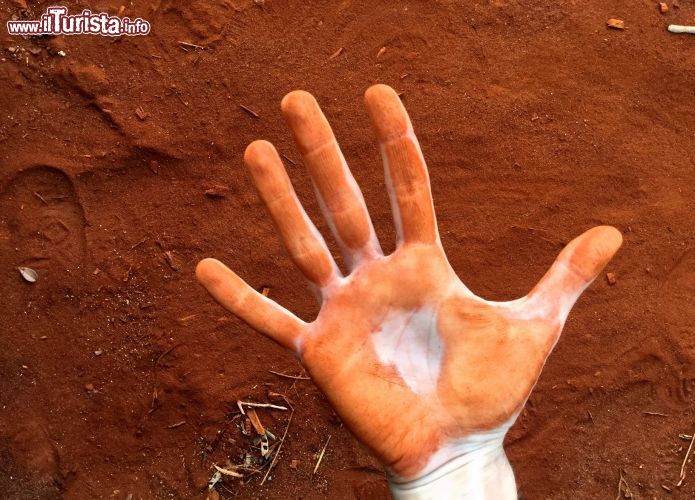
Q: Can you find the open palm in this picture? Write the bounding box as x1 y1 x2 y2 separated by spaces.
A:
196 85 622 487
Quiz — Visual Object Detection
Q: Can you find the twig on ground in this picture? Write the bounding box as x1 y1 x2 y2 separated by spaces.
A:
261 394 294 485
677 431 695 487
166 420 186 429
643 411 669 417
328 47 343 60
615 469 632 500
269 370 310 380
33 191 48 204
130 237 148 250
156 344 184 366
178 41 206 50
237 401 288 414
239 104 259 118
214 464 243 478
313 434 332 474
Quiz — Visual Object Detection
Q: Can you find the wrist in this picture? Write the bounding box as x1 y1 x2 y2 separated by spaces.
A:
387 430 516 499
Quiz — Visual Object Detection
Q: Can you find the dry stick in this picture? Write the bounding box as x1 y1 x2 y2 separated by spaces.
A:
156 343 184 366
313 434 332 474
615 469 631 500
643 411 669 417
237 401 288 414
33 191 48 204
261 396 294 485
269 370 310 380
239 104 259 118
677 431 695 487
328 47 343 60
178 41 206 50
166 420 186 429
130 237 148 250
214 463 243 478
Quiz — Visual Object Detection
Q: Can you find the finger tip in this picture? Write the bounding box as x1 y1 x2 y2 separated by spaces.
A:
590 225 624 261
601 225 623 249
280 90 315 118
244 140 276 167
195 258 220 284
566 225 623 280
364 83 398 104
364 84 410 142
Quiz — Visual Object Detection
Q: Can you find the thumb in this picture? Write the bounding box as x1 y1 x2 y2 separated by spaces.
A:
525 226 623 323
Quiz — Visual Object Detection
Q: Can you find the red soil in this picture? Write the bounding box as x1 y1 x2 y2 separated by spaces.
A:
1 0 694 498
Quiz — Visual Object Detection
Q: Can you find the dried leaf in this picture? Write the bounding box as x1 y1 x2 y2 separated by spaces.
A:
247 408 266 435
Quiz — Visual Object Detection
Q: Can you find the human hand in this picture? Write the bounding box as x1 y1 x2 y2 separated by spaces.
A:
196 85 622 497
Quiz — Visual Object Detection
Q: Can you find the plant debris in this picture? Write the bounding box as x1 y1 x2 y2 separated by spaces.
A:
205 185 230 198
18 266 38 283
615 469 633 499
163 250 178 271
313 434 331 474
328 47 344 60
247 408 266 435
269 370 310 380
239 104 259 118
677 430 695 487
213 464 243 478
668 25 695 34
135 106 148 121
237 401 288 414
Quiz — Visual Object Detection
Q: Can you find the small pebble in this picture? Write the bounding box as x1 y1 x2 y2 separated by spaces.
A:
94 350 103 356
606 272 617 285
84 383 95 392
606 18 625 30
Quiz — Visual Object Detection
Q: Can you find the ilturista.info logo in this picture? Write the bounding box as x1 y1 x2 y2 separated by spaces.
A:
7 6 150 36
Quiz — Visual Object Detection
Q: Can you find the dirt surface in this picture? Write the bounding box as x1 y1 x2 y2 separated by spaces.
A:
0 0 694 498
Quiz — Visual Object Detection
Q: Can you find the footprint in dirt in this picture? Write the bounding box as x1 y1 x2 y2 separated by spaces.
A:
1 166 87 276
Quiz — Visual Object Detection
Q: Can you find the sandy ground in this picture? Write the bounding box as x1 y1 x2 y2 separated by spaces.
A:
1 0 694 498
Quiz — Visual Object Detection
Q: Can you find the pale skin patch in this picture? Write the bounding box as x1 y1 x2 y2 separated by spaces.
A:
196 84 623 497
